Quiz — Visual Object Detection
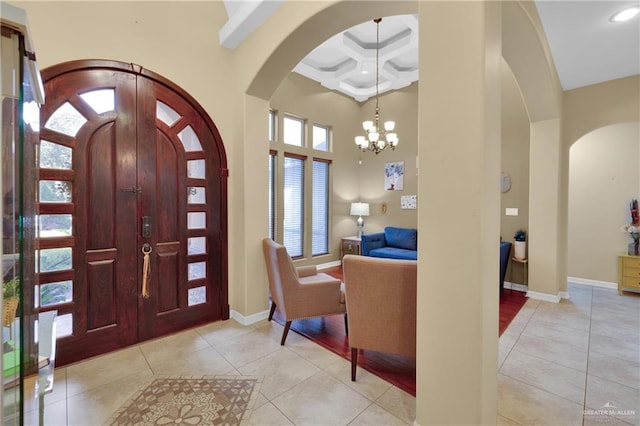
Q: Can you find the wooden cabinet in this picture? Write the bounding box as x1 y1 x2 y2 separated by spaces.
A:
341 236 361 258
618 254 640 295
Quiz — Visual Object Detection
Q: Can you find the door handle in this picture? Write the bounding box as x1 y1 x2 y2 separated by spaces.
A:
141 243 152 299
142 216 152 238
120 187 142 193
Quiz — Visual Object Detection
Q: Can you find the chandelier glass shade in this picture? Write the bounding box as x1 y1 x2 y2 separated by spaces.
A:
355 18 399 155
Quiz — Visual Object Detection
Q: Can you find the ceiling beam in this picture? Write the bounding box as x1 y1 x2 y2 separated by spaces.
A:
219 0 284 50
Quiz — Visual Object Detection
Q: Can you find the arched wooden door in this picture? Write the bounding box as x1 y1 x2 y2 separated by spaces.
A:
39 60 228 366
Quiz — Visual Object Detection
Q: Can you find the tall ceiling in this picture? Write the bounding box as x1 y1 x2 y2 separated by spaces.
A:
220 1 640 102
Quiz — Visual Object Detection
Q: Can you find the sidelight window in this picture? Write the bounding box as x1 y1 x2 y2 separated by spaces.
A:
39 140 72 169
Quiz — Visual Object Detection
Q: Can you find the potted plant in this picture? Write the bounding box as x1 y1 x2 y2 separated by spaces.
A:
623 199 639 256
514 230 527 260
2 277 20 334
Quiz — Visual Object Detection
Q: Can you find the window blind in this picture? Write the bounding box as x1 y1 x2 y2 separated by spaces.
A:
283 155 304 257
312 159 329 255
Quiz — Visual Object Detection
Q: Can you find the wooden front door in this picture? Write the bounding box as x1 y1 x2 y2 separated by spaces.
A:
39 61 228 366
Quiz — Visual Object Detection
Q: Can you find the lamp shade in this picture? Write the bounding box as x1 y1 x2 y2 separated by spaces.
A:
350 202 370 216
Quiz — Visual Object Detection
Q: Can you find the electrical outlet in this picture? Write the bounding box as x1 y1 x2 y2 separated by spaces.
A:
505 208 519 216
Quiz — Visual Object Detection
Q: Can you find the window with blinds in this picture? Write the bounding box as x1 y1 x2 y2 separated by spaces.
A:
268 151 276 240
283 155 305 257
268 111 331 259
312 159 329 255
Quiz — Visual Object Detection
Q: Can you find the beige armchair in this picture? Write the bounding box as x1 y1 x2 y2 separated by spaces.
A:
262 238 347 345
342 254 416 381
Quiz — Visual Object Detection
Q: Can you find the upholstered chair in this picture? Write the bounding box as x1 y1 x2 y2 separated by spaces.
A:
342 254 417 381
262 238 347 345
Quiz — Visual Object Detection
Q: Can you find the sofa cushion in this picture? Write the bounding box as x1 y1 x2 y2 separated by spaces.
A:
369 247 418 261
384 227 418 251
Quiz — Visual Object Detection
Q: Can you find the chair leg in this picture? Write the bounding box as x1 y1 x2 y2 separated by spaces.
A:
351 348 358 381
344 313 349 336
268 302 277 321
281 320 292 345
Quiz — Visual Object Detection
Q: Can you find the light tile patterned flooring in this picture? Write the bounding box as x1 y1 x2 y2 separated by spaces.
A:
26 283 639 425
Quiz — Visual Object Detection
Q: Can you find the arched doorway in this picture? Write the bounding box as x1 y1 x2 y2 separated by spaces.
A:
38 60 228 366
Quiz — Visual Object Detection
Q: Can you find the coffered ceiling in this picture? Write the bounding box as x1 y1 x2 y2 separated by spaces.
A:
293 15 418 102
220 1 640 102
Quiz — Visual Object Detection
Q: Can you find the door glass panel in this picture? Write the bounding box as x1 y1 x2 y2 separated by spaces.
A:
178 125 202 152
188 262 206 280
188 287 206 306
39 180 72 203
187 237 206 255
38 248 72 272
38 214 72 237
80 89 115 114
156 101 181 126
39 281 73 307
188 187 205 204
187 212 206 229
55 313 73 338
39 140 72 169
44 101 87 136
187 159 205 179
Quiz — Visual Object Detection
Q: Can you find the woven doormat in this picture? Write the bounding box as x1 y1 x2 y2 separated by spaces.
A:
107 375 262 425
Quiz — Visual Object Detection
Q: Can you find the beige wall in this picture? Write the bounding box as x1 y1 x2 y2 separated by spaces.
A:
355 85 419 233
563 76 640 285
417 2 501 423
568 123 640 283
563 76 640 145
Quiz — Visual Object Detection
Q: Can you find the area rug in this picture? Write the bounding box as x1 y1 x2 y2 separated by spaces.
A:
107 375 262 425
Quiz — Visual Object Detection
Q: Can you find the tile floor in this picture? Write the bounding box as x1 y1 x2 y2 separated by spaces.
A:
24 283 639 425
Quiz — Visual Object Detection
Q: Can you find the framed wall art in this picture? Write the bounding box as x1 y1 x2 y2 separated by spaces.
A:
385 161 404 191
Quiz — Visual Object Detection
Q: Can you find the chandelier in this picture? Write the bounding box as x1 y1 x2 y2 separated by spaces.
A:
354 17 399 155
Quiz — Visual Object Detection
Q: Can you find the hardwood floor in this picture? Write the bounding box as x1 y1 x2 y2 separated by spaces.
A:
274 265 527 397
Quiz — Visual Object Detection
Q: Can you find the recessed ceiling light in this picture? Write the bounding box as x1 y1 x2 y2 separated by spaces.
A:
610 6 640 22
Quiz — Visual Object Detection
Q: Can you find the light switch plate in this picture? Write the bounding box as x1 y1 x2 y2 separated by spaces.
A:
505 208 519 216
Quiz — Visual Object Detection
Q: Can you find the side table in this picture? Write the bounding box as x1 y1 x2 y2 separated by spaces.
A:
341 236 361 258
511 257 528 289
618 254 640 295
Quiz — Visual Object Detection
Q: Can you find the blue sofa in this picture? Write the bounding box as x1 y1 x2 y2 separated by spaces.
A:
499 241 512 296
362 228 512 294
361 227 418 260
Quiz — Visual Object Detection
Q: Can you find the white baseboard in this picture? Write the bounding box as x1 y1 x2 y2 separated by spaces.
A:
503 281 528 293
230 309 269 326
567 276 617 290
318 260 342 270
526 290 561 303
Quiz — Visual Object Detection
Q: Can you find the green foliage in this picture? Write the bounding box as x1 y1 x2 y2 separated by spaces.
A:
3 277 20 300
